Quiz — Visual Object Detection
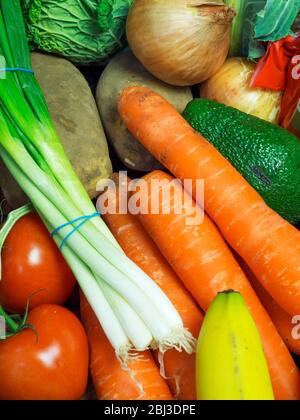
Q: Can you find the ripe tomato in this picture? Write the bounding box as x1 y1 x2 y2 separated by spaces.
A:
0 212 76 313
0 304 89 400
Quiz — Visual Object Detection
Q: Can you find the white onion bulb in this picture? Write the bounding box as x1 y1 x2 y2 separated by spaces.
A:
127 0 235 87
201 57 283 124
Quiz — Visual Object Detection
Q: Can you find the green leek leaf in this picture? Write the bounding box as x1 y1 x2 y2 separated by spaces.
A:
255 0 300 41
225 0 267 58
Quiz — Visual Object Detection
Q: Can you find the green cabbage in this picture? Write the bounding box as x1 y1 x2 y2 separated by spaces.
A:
21 0 132 65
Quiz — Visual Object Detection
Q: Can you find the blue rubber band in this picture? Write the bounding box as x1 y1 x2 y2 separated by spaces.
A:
51 212 101 250
0 67 34 74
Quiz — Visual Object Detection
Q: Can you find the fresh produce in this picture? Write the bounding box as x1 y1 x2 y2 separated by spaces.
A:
134 170 299 400
126 0 235 87
225 0 300 58
0 51 113 206
0 1 192 360
0 158 28 209
254 0 300 43
0 304 89 400
100 178 202 399
0 207 76 313
80 294 173 401
239 258 300 356
31 52 112 198
118 86 300 319
183 99 300 224
97 48 192 171
0 0 298 403
118 86 300 328
251 35 300 129
200 58 282 123
197 291 274 400
224 0 266 57
21 0 133 65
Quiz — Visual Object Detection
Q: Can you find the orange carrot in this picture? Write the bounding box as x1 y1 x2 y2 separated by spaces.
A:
135 170 299 400
118 86 300 318
80 293 172 400
237 256 300 356
101 181 203 400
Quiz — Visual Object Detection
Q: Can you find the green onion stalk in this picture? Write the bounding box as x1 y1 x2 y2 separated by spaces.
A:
0 0 195 360
225 0 248 56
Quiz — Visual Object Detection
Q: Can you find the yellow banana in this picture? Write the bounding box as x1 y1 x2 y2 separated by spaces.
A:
196 290 274 400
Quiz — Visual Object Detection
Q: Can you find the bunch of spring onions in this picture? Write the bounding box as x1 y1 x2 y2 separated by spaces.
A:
0 0 194 361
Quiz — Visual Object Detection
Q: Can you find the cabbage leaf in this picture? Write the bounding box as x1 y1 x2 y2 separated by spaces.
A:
21 0 132 65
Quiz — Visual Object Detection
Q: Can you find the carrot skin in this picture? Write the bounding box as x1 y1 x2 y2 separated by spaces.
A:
238 257 300 357
118 86 300 318
101 182 203 400
80 293 172 400
136 170 299 401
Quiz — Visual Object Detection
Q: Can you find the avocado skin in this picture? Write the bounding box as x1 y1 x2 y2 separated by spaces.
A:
183 99 300 225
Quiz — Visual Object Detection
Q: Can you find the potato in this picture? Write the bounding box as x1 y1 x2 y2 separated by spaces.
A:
97 48 193 171
31 53 112 197
0 53 112 208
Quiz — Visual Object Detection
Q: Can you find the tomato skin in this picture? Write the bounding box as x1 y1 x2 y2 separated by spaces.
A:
0 304 89 400
0 212 76 313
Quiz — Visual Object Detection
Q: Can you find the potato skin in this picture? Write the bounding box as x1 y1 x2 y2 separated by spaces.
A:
31 53 112 198
97 48 193 172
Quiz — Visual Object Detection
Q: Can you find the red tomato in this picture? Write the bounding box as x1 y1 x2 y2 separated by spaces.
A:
0 304 89 400
0 212 76 313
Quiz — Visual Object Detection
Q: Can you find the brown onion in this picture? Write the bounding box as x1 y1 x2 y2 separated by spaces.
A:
201 58 283 124
126 0 235 87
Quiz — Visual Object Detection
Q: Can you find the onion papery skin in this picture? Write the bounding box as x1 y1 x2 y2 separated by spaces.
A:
201 57 283 124
127 0 235 87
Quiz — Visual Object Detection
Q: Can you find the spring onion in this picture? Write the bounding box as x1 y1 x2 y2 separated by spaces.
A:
0 0 195 359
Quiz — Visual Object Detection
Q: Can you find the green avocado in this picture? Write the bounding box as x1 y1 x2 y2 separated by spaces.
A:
183 99 300 225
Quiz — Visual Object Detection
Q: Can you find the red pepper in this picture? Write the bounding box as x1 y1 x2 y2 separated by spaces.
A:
251 34 300 128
